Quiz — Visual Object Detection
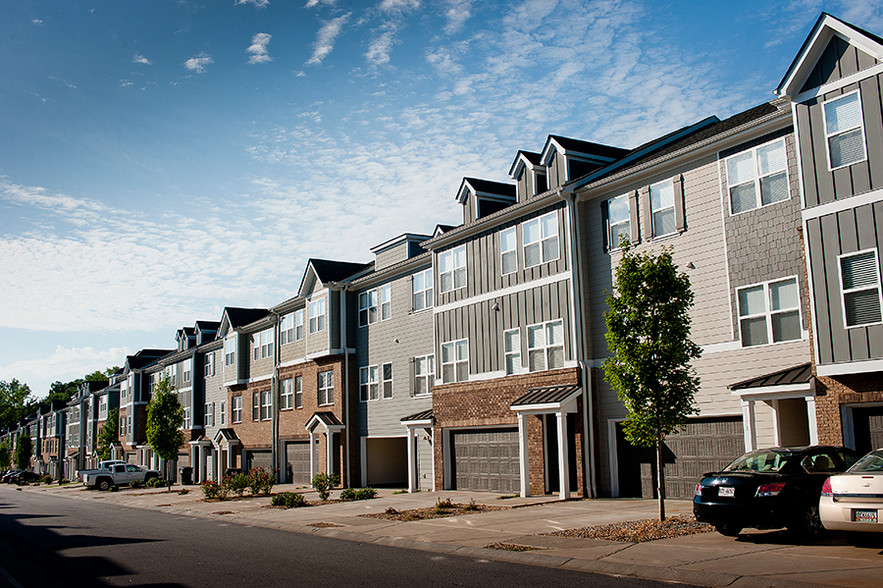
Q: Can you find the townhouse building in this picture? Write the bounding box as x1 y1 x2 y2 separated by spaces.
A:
775 14 883 455
38 400 66 478
89 375 121 468
117 349 172 464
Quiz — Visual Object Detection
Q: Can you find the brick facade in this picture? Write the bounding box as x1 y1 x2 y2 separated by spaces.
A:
814 373 883 446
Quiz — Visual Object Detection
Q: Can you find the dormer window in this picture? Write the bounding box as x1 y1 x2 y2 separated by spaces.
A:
535 170 547 195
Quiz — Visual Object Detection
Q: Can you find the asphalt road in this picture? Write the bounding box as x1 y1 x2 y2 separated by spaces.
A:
0 487 686 588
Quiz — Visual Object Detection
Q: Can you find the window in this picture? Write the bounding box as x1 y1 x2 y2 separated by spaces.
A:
309 298 326 333
294 375 303 408
225 337 236 366
359 290 378 326
412 268 433 311
501 227 517 275
280 313 295 345
280 379 293 410
360 366 379 401
527 319 565 372
608 194 630 249
726 138 788 214
260 390 272 421
504 329 522 375
318 371 334 405
414 355 434 396
295 309 304 340
232 396 242 423
839 250 882 328
183 407 191 430
523 211 559 267
183 359 192 383
205 402 215 427
439 246 466 293
204 352 215 377
380 284 391 320
441 339 468 383
650 180 676 237
382 363 393 399
737 277 802 347
253 328 274 360
119 417 125 436
220 401 226 426
252 392 260 421
824 91 866 169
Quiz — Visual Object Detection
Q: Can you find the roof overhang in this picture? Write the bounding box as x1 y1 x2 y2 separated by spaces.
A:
729 363 814 401
306 411 345 433
400 409 434 427
510 384 581 415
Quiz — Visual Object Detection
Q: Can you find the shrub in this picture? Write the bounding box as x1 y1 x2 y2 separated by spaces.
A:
247 467 275 496
311 472 339 501
339 487 357 500
130 481 144 489
58 478 70 485
434 497 453 514
355 488 377 500
271 492 306 508
223 472 249 497
201 480 228 500
146 477 169 488
463 498 478 511
42 475 52 485
109 485 119 492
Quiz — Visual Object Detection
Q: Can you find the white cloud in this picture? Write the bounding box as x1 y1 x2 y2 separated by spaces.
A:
304 0 335 7
365 24 397 65
235 0 270 8
32 19 43 25
306 14 350 65
183 53 213 74
443 0 472 34
132 53 151 65
247 32 273 64
379 0 420 12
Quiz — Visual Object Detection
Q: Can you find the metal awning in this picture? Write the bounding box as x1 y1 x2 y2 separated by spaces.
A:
729 363 813 399
510 384 581 413
400 409 434 426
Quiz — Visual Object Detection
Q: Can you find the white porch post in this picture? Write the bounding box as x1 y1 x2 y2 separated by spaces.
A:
557 411 570 501
741 400 756 451
196 445 205 484
406 427 417 493
226 445 234 472
325 432 334 476
806 396 818 445
517 412 530 498
309 430 316 485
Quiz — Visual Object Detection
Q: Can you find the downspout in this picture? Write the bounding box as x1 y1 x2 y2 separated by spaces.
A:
563 186 597 499
270 312 280 482
339 287 352 487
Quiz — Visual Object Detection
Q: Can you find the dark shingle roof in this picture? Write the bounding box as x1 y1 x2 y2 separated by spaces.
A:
463 178 516 197
548 135 629 159
729 363 812 391
400 409 434 423
195 320 221 331
308 259 372 284
224 307 270 328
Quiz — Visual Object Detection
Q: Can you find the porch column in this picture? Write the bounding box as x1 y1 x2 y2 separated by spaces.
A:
517 412 530 498
556 411 570 501
741 400 756 451
325 432 334 476
226 445 234 471
406 427 417 493
196 445 205 484
309 430 316 485
805 396 818 445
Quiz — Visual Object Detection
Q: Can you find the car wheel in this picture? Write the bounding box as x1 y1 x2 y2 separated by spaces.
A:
98 479 111 492
715 523 742 537
787 503 823 539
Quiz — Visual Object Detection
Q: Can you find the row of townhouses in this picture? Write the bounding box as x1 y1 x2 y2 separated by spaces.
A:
6 14 883 501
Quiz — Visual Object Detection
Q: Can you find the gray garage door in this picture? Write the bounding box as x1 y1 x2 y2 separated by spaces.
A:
618 417 744 499
853 406 883 455
286 441 311 485
247 450 273 472
451 428 519 493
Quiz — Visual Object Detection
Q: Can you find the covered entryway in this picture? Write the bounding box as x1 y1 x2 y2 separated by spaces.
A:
213 428 241 475
285 441 311 485
306 412 345 485
364 437 407 487
450 428 519 493
401 409 435 493
843 404 883 455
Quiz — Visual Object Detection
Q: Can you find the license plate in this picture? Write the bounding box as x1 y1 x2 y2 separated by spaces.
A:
718 486 735 497
854 509 878 523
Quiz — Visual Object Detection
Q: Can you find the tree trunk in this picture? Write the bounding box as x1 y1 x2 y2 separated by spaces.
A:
656 437 666 521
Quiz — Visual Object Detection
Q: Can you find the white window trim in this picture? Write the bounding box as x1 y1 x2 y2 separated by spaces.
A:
360 365 380 402
838 248 883 328
650 178 676 239
500 227 517 275
380 284 392 321
295 309 305 341
232 396 242 423
439 245 467 294
413 354 434 396
318 371 334 406
823 90 868 172
607 194 630 251
526 319 565 372
412 268 433 312
522 211 560 268
280 313 295 345
309 298 326 333
220 401 227 426
280 378 293 410
441 338 468 384
504 328 522 375
726 137 790 216
253 328 274 360
225 337 237 367
294 375 303 409
736 276 804 347
382 362 393 399
204 352 215 377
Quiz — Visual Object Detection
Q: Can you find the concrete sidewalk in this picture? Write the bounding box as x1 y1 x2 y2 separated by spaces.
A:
16 482 883 587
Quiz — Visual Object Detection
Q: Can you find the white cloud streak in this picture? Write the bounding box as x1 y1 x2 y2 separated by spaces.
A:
132 53 151 65
0 346 131 399
306 14 350 65
183 53 213 74
235 0 270 8
247 32 273 64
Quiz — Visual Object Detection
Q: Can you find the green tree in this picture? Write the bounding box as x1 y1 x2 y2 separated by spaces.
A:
95 408 119 460
0 380 36 431
146 375 183 490
603 242 702 521
14 433 33 471
0 439 11 470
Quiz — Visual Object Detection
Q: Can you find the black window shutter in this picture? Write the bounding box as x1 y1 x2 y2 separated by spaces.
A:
628 190 640 244
639 186 652 241
600 200 609 252
408 275 414 313
674 174 686 233
409 357 416 396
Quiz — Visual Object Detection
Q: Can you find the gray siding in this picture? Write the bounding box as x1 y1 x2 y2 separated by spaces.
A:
375 242 410 271
305 291 330 357
800 35 880 93
807 203 883 365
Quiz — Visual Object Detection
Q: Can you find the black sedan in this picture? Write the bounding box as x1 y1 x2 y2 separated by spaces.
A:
693 445 858 538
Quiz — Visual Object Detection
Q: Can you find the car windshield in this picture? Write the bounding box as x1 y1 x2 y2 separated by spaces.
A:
723 450 792 473
849 450 883 473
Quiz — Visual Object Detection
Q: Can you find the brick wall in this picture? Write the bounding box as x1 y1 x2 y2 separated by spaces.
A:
814 373 883 446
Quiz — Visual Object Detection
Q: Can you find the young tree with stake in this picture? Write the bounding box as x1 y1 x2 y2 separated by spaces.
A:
146 375 184 490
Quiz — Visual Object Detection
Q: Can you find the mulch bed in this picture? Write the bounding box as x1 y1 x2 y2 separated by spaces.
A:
546 514 713 543
310 522 343 528
484 543 541 551
361 500 507 521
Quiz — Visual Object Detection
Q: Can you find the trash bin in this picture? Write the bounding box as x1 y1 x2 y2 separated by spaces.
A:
179 466 193 485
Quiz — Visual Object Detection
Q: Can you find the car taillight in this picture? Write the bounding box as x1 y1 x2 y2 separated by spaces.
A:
695 482 702 496
820 477 832 497
755 482 786 497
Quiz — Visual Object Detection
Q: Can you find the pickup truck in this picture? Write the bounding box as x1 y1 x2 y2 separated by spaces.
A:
76 460 129 483
83 463 160 490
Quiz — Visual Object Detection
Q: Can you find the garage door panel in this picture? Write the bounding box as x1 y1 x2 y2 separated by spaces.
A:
286 442 311 485
452 428 519 494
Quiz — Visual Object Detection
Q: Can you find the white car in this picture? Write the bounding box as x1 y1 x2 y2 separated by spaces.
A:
820 448 883 545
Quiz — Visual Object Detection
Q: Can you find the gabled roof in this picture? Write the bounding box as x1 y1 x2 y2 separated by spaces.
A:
508 150 543 178
224 307 271 329
433 224 458 238
297 258 372 298
125 349 174 371
776 12 883 97
195 320 220 332
456 177 516 204
540 135 628 167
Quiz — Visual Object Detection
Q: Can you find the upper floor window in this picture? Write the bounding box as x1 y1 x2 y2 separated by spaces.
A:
839 249 882 328
204 352 215 377
504 328 522 375
382 362 393 399
439 246 466 293
225 337 236 366
824 91 867 170
607 194 630 250
527 319 565 372
220 401 227 426
650 179 675 238
232 395 242 423
726 138 788 214
183 359 192 383
294 375 303 408
737 277 801 347
309 298 326 333
441 339 468 383
501 227 517 275
253 390 272 421
523 211 559 267
380 284 391 320
318 371 334 406
205 402 215 427
360 365 379 402
280 378 293 410
359 285 392 326
414 355 434 396
253 327 274 360
280 313 295 345
295 309 305 340
412 269 433 311
182 407 191 430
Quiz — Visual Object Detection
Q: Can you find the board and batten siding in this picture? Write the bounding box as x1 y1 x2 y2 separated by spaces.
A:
305 291 330 357
355 269 434 437
806 202 883 365
799 34 880 93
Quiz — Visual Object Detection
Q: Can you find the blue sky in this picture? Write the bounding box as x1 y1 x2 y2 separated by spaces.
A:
1 0 881 398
